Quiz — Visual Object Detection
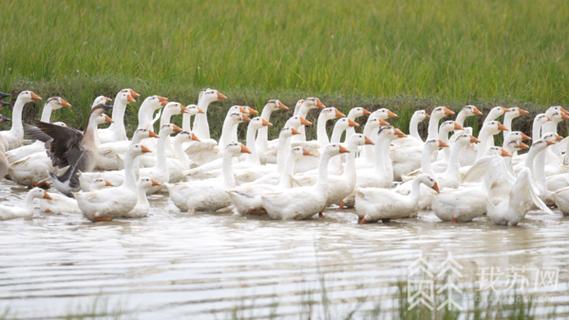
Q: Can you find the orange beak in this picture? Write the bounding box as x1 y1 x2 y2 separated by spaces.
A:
277 100 289 111
299 117 312 126
151 179 162 187
60 98 72 108
432 182 440 193
104 96 113 104
363 109 371 116
247 106 258 115
303 149 317 157
437 140 449 148
556 134 563 141
217 92 228 101
453 122 464 130
104 115 113 124
562 112 569 121
347 119 360 127
127 93 136 103
172 124 183 134
546 139 556 146
394 128 406 138
335 109 346 119
241 114 251 122
501 107 509 113
472 106 483 116
339 145 350 154
180 106 189 114
158 96 169 106
140 145 152 153
470 136 480 144
521 132 531 141
497 123 508 131
518 142 530 150
261 118 272 127
197 107 205 114
240 145 252 154
31 91 42 102
424 112 430 119
316 99 326 109
148 130 158 138
291 127 300 135
43 191 52 200
444 107 455 117
519 108 529 116
104 180 114 187
364 136 374 145
387 110 398 119
500 148 512 157
130 89 140 99
378 118 390 126
191 132 200 142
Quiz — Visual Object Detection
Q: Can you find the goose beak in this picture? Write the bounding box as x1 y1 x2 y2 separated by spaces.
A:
217 92 228 101
104 96 113 104
104 180 114 187
394 128 406 138
546 140 556 146
277 101 289 111
197 107 205 114
443 107 455 116
387 110 398 119
501 107 509 114
453 122 464 130
348 119 360 127
519 108 530 116
364 136 374 145
424 113 430 119
31 91 42 102
500 148 513 157
316 99 326 109
470 136 480 144
130 89 140 99
104 115 113 124
127 92 136 103
497 123 508 131
43 191 52 200
180 106 189 114
151 179 162 187
158 96 169 106
521 132 531 141
363 109 371 116
378 118 390 126
299 117 312 126
240 145 252 154
472 106 483 116
290 127 300 135
140 145 152 153
241 114 251 122
437 140 449 148
303 149 317 157
335 109 346 119
432 182 440 193
562 112 569 121
60 98 72 109
339 145 350 154
148 130 158 138
518 142 530 150
246 106 258 115
191 132 200 142
556 134 563 141
172 124 183 134
261 118 272 127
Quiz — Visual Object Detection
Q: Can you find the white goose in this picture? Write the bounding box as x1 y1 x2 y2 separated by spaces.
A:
357 126 405 188
75 144 152 222
0 187 49 220
182 104 204 132
345 107 371 140
0 90 42 151
136 95 169 130
97 88 139 143
256 99 289 161
260 144 349 220
119 177 161 218
292 97 326 142
192 88 228 140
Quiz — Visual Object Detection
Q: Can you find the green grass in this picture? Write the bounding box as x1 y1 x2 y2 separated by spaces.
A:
1 0 568 137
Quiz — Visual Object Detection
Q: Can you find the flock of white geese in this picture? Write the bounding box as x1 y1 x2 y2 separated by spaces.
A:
0 88 568 226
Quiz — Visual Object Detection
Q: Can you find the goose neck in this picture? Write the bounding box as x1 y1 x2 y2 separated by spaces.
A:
455 111 467 126
276 134 291 173
409 114 422 141
182 113 193 131
246 124 260 164
222 152 236 187
193 98 211 139
427 116 442 140
316 114 331 145
9 96 26 138
40 103 53 122
330 124 346 144
109 98 127 139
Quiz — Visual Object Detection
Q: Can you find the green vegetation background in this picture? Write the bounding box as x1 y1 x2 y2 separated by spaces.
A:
1 0 567 137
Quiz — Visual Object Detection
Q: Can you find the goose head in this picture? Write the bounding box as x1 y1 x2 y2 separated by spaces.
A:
372 108 398 120
482 120 508 135
486 146 512 157
377 125 405 142
348 133 374 148
279 127 301 139
28 187 52 201
412 109 429 121
225 142 251 157
46 96 71 110
303 97 326 111
505 107 529 118
431 106 455 119
285 115 312 128
159 123 183 137
455 133 480 147
17 90 42 104
439 120 463 135
348 107 371 119
424 139 448 153
547 110 569 125
93 178 114 188
265 99 289 112
486 106 508 121
90 105 112 126
416 175 440 193
461 105 483 117
546 106 569 119
132 128 158 141
323 143 350 157
91 96 113 109
319 107 346 122
129 143 153 157
185 104 204 115
164 102 188 115
140 95 168 111
542 132 562 145
138 177 162 190
115 88 139 104
199 88 227 104
174 130 200 144
533 113 550 126
249 116 272 130
334 117 359 131
290 145 317 159
506 131 531 144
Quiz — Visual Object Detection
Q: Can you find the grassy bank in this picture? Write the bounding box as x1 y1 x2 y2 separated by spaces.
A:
1 0 568 137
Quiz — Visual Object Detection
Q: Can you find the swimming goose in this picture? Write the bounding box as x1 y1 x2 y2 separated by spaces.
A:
97 88 139 143
356 175 439 224
119 177 161 218
0 187 49 220
0 90 42 151
357 126 405 188
75 144 151 222
261 144 349 220
192 88 228 140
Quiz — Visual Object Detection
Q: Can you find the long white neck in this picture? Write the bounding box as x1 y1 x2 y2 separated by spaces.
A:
503 113 514 140
344 141 358 189
182 113 193 131
222 152 236 187
476 128 493 160
40 103 54 122
279 151 296 188
193 98 212 139
438 128 452 160
409 179 423 205
455 111 467 127
374 137 390 175
532 119 544 141
173 138 190 165
109 98 128 140
160 108 175 127
421 147 434 176
541 120 559 136
524 146 541 169
316 114 331 145
257 105 273 150
409 114 422 141
123 154 137 191
82 113 101 148
445 142 463 180
362 123 377 162
137 104 158 130
330 124 347 144
276 134 292 173
533 148 548 190
218 117 238 148
155 131 169 178
292 105 311 142
316 152 333 190
427 115 442 140
24 191 37 211
245 123 260 164
136 183 150 209
9 96 26 139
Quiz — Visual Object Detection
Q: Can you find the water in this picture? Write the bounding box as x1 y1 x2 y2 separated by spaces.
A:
1 180 569 319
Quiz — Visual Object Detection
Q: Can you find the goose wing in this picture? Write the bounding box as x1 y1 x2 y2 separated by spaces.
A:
30 121 84 168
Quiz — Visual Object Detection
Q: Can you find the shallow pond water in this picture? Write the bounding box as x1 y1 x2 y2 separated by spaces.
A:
1 180 568 319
